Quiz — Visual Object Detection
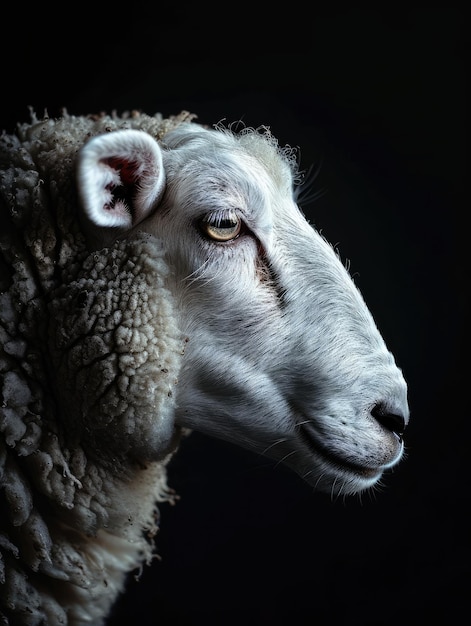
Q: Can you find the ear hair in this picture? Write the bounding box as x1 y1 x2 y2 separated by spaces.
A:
77 129 165 231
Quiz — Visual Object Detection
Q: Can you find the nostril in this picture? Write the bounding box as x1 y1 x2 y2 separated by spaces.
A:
371 403 406 441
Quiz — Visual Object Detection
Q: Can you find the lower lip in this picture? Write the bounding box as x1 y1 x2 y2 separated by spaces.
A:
298 425 382 480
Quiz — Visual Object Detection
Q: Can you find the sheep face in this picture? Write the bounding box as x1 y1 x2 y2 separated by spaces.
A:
78 123 409 496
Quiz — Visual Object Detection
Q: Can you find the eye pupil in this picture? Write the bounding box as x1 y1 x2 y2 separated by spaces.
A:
201 212 242 241
218 218 236 228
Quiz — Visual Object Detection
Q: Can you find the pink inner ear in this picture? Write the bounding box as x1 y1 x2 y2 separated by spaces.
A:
100 156 138 219
105 157 138 186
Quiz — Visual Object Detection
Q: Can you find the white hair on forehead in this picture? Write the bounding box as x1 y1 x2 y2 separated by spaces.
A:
219 120 302 184
163 119 302 190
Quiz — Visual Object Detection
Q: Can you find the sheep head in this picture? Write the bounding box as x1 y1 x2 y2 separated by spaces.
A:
76 119 409 496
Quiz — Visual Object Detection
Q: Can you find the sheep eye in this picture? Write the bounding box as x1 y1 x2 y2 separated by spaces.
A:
200 211 242 242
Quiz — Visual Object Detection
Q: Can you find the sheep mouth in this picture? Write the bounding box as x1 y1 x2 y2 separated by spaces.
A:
297 424 382 480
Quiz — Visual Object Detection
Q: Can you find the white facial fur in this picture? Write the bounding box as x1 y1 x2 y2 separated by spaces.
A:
79 123 409 496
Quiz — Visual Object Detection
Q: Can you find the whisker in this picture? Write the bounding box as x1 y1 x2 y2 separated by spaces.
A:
275 449 299 467
261 438 288 456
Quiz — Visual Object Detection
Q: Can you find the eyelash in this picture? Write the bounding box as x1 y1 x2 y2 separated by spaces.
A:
198 209 245 242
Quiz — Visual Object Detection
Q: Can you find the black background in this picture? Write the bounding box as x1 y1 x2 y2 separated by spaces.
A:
1 6 465 625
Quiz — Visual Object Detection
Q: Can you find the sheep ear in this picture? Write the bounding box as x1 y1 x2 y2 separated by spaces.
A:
77 129 165 230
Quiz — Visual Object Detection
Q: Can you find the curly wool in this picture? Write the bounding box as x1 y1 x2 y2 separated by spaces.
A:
0 110 192 625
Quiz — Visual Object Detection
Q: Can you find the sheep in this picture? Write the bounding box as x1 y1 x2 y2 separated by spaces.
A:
0 108 409 626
